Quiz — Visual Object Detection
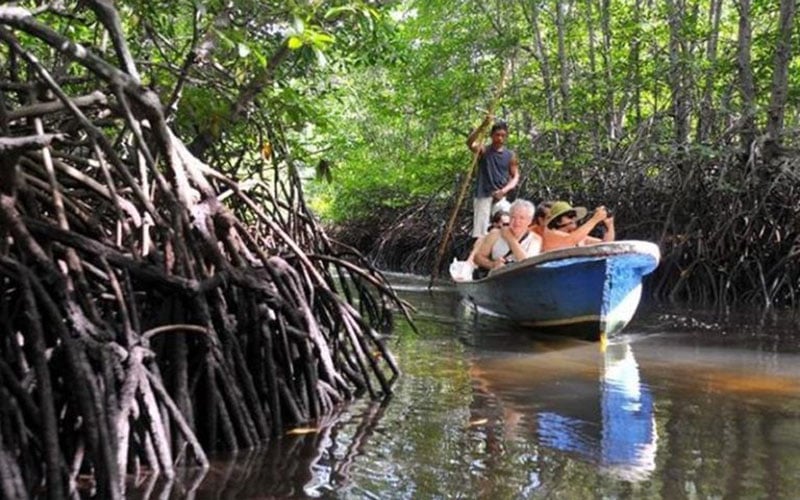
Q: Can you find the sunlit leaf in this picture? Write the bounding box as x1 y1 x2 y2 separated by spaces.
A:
309 32 335 47
286 427 320 435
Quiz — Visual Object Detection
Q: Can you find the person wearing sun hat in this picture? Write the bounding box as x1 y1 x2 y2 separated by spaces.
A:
542 201 615 251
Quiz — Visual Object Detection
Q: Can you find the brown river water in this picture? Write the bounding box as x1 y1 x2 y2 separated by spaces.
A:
130 273 800 499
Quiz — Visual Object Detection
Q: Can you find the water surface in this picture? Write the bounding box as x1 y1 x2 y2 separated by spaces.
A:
135 273 800 499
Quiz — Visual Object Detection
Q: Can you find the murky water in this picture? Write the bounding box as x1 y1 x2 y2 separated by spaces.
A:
133 274 800 499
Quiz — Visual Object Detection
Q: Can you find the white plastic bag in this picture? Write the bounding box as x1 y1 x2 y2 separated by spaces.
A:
492 197 511 215
449 258 474 282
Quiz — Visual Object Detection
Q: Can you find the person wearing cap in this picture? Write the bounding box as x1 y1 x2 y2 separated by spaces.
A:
473 199 541 274
466 118 520 238
542 201 615 252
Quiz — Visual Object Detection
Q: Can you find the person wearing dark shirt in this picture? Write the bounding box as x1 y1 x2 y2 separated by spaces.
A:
466 119 520 238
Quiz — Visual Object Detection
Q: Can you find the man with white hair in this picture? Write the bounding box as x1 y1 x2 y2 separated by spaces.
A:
473 199 541 274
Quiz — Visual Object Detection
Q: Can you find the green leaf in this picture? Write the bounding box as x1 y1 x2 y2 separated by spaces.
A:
309 32 335 47
288 36 304 50
324 6 358 19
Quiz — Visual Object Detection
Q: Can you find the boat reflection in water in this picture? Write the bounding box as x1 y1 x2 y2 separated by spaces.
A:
469 338 657 481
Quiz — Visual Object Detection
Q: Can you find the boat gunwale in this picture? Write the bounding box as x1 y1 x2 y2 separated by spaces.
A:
461 240 661 284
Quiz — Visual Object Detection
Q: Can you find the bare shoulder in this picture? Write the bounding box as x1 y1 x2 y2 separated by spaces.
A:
478 229 501 250
484 229 502 243
543 228 568 239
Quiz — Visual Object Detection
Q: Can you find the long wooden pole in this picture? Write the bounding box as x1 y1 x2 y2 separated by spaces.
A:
429 61 514 287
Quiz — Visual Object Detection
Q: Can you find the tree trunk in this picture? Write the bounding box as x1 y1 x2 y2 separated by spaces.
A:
697 0 722 143
666 0 689 146
764 0 797 160
600 0 616 144
555 0 573 163
523 1 557 128
736 0 757 155
649 0 662 120
584 0 602 154
632 0 643 125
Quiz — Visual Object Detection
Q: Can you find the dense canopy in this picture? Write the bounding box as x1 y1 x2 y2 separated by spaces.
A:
307 0 800 307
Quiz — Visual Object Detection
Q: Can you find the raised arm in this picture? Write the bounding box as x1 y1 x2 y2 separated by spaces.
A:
499 226 539 261
544 207 608 249
602 215 615 242
466 115 493 153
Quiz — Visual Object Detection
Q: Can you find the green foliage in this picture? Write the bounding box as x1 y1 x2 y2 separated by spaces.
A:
12 0 797 225
305 0 800 222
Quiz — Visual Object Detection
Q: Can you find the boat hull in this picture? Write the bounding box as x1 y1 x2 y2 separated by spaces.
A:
454 241 660 340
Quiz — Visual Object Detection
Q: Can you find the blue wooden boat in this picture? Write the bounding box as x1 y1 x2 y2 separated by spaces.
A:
452 240 660 340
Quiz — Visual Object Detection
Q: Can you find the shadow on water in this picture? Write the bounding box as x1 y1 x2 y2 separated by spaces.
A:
129 272 800 498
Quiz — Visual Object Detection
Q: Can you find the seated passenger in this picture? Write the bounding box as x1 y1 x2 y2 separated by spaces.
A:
542 201 615 252
468 210 510 263
473 199 541 272
529 200 554 238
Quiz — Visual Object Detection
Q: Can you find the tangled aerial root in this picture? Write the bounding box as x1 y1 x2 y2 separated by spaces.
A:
0 5 408 498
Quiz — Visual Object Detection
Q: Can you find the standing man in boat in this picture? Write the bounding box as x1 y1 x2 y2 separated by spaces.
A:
466 118 520 238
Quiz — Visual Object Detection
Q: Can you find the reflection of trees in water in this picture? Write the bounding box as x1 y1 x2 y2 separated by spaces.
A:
656 378 799 499
623 335 800 498
127 400 389 498
125 332 800 498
